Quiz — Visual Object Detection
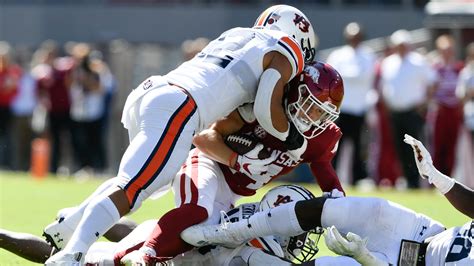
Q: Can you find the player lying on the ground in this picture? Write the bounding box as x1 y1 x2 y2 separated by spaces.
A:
117 61 346 264
45 4 318 265
182 135 474 265
2 185 327 265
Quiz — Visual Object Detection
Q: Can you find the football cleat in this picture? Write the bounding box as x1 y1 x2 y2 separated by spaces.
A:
180 211 249 248
43 217 74 250
44 250 83 266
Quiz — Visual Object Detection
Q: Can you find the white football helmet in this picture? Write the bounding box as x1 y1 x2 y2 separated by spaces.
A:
254 5 318 63
259 185 323 263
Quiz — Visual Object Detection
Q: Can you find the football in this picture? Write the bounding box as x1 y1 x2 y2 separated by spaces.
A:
224 133 258 155
224 133 272 159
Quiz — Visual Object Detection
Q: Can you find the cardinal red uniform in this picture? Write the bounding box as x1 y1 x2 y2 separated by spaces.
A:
220 121 343 196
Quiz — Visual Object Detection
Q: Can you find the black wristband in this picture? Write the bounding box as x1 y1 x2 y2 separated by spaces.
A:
284 123 304 150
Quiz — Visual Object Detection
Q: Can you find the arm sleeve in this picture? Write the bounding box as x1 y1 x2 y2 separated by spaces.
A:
310 161 344 194
253 68 289 141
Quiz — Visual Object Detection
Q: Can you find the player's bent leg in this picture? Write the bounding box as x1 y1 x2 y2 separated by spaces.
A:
181 200 305 248
140 204 208 258
43 178 118 250
0 229 53 263
47 86 199 265
126 153 230 262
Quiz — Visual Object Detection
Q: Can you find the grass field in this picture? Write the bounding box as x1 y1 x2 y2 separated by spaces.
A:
0 171 469 265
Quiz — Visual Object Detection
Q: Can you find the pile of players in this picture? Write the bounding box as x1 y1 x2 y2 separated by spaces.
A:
1 4 472 266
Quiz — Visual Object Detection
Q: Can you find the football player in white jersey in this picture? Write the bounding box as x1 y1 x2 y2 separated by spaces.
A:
44 5 318 265
182 135 474 265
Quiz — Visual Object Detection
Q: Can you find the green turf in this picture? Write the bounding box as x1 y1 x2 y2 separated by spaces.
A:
0 172 468 265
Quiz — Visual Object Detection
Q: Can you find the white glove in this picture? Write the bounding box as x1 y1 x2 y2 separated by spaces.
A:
325 226 388 266
322 188 345 198
403 134 455 194
120 246 157 266
234 144 277 177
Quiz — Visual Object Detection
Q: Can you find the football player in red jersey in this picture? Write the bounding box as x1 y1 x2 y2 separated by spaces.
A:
119 61 346 264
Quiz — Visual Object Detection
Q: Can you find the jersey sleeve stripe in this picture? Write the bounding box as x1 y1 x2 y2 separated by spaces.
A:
279 36 304 74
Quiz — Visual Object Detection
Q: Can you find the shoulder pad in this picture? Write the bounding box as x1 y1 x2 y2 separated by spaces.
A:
274 35 304 79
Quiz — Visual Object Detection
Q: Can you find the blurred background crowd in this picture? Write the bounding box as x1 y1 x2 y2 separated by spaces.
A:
0 0 473 190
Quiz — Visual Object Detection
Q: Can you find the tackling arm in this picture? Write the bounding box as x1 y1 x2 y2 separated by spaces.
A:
192 110 245 167
309 162 344 195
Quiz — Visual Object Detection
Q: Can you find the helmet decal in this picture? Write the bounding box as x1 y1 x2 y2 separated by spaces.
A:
267 13 281 25
293 14 310 33
273 194 293 207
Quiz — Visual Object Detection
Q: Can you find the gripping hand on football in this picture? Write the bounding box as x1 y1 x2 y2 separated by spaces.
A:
325 226 388 266
233 144 276 178
403 134 455 194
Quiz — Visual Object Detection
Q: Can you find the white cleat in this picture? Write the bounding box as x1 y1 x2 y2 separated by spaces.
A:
43 217 74 250
44 250 83 266
180 221 249 248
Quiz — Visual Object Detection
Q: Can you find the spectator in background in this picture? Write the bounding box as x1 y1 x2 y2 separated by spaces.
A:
0 41 22 170
11 46 37 171
379 29 437 188
327 22 376 186
90 50 117 173
68 43 107 176
372 43 403 187
429 35 464 177
32 40 75 174
457 42 474 145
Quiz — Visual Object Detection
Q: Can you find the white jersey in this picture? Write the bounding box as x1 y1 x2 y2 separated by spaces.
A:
426 221 474 266
165 27 304 130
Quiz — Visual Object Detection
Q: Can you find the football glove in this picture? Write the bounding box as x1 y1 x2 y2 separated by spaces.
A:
325 226 388 266
234 144 277 178
403 134 455 194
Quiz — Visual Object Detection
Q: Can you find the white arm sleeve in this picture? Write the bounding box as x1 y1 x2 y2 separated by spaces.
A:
254 68 289 141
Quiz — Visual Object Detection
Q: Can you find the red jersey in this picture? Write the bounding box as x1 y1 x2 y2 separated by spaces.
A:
0 64 22 107
219 121 343 196
35 57 74 114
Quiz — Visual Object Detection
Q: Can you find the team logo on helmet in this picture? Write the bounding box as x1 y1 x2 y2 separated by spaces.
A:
293 14 310 33
273 195 292 207
305 65 320 84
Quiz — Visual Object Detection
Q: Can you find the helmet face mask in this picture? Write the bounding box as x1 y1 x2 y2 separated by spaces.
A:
259 185 323 263
286 62 344 139
254 5 318 63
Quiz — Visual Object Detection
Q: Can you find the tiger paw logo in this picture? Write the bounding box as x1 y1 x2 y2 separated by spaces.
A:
273 194 292 207
293 14 310 33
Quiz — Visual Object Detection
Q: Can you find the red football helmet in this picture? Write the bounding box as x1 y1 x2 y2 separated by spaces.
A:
286 61 344 139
